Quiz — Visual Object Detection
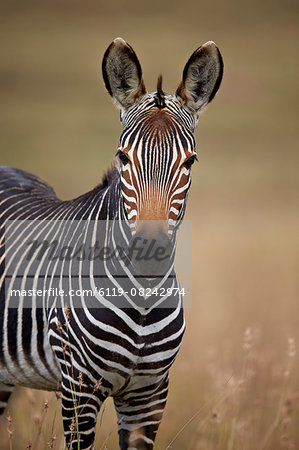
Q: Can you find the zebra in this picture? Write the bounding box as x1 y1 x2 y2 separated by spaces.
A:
0 38 223 449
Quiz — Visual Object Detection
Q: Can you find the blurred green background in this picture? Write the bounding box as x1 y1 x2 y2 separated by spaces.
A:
0 0 298 448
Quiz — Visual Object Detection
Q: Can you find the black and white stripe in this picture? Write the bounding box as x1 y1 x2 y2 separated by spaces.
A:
0 38 223 449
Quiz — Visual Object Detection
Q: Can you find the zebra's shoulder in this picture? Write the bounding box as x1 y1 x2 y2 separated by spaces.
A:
0 166 58 199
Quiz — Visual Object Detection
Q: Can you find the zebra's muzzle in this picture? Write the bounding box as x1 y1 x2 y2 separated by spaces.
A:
128 224 173 278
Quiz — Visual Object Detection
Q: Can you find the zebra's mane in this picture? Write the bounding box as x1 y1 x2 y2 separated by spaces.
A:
93 165 118 192
155 75 166 109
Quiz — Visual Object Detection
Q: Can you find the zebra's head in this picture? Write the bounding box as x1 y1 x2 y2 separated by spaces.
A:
102 38 223 277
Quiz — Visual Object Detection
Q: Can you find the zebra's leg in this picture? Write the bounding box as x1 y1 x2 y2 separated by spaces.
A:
61 377 104 450
0 383 14 415
114 376 169 450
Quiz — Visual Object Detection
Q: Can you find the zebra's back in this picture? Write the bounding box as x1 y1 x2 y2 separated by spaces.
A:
0 167 61 390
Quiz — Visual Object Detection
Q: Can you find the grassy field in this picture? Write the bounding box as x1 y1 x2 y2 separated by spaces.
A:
0 0 298 448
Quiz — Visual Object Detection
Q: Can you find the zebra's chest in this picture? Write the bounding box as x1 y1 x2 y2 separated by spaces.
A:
78 331 183 396
92 309 184 390
51 306 185 395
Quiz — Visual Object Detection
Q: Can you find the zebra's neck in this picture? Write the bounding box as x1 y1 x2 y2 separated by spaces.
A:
0 166 181 315
67 175 180 312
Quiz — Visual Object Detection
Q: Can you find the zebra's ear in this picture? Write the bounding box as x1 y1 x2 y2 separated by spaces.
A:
176 41 223 115
102 37 146 110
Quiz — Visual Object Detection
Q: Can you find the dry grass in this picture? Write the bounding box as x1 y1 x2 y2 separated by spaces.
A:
1 327 298 449
0 0 298 448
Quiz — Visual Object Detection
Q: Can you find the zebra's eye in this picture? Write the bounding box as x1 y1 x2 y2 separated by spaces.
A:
184 155 198 169
117 150 130 165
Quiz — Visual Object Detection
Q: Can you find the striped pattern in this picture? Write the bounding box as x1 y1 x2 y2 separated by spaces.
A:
0 93 193 449
0 35 223 448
